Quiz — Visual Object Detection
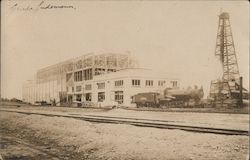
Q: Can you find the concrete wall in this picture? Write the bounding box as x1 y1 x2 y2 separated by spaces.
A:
70 74 179 107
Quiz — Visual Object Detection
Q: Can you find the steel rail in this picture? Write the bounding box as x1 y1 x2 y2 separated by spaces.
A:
1 109 249 136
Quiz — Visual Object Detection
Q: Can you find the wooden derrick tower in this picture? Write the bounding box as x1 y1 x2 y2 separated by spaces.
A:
209 12 243 107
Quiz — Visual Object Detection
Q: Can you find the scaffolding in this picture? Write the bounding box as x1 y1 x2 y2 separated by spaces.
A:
209 12 243 107
23 53 138 104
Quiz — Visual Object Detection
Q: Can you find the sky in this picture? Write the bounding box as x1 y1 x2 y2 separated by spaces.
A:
1 0 249 99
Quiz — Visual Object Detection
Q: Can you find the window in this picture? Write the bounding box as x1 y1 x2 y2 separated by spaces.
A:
85 93 92 101
72 87 74 92
66 73 72 82
132 80 140 87
67 95 73 103
171 81 178 87
145 80 153 86
76 94 82 102
95 68 105 75
107 69 116 73
98 92 105 102
74 71 83 82
158 80 166 86
66 87 69 92
115 91 123 104
97 82 105 89
84 69 93 80
115 80 123 87
76 86 82 92
85 84 92 90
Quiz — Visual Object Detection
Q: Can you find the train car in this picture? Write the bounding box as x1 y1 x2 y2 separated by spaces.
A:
132 92 161 107
159 94 190 107
162 87 204 107
132 86 204 108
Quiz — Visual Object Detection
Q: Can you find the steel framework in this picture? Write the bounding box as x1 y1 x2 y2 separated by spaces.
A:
23 53 138 104
210 12 241 107
215 12 240 81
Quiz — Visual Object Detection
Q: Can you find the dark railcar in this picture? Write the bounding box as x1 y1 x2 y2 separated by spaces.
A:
159 95 190 107
132 92 161 107
132 87 204 108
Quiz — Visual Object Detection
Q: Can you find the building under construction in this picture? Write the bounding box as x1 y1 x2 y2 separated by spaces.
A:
209 12 248 107
23 53 137 104
23 53 179 106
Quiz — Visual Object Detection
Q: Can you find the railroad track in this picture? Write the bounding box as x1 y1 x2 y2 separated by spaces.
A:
1 109 249 136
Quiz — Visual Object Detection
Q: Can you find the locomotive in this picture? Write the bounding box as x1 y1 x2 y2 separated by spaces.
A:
132 86 204 108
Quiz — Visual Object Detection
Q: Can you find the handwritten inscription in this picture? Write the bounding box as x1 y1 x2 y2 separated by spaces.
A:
10 1 76 11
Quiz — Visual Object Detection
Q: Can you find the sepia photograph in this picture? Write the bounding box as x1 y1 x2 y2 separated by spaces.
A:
1 0 249 159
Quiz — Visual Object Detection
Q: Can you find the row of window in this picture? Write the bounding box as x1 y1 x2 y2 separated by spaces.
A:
132 80 168 87
99 91 123 104
70 69 117 82
76 91 123 104
67 85 85 92
69 69 176 89
67 80 177 92
70 69 93 82
67 84 92 92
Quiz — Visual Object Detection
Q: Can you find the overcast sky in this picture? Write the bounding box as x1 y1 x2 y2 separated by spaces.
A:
1 1 249 99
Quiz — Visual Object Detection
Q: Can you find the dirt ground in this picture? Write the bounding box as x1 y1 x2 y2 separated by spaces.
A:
0 111 249 160
1 105 249 131
88 108 250 131
0 114 100 160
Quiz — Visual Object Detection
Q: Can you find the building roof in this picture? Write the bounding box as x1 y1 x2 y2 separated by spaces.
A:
93 68 179 81
37 52 137 74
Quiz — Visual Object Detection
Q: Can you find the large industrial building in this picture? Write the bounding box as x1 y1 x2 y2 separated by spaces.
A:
22 53 179 107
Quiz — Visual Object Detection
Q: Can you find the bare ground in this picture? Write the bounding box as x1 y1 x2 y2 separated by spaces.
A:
1 105 248 131
0 111 249 160
0 117 99 160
